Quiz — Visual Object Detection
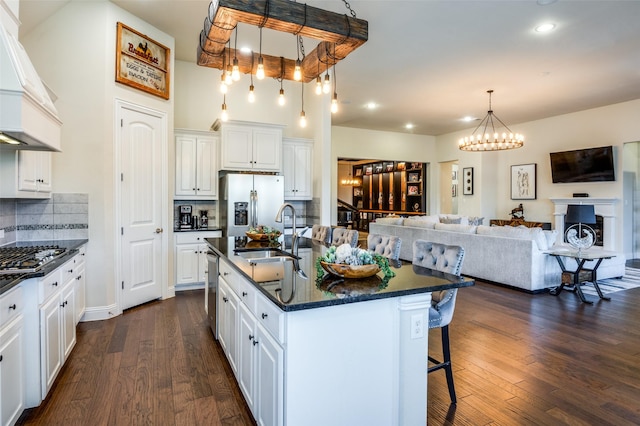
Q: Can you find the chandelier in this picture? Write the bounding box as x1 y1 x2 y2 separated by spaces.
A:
459 90 524 151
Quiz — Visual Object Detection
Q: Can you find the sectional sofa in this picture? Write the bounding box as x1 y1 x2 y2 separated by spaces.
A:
369 215 625 292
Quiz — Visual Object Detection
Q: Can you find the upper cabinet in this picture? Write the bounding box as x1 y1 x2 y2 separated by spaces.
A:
282 138 313 200
219 121 283 171
175 129 218 200
0 150 52 198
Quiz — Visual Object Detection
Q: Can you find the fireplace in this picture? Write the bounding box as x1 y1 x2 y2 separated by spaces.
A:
550 198 618 251
564 214 603 246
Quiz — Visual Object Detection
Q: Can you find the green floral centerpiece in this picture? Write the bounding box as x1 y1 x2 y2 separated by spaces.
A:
315 244 396 279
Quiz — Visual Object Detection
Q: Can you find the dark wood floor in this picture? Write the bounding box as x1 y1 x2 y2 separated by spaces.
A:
18 281 640 425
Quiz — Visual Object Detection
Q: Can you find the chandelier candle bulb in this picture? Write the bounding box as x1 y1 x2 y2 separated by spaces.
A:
248 84 255 103
278 88 285 106
315 76 322 95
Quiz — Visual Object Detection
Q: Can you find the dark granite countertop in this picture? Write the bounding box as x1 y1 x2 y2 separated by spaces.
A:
206 236 474 312
173 227 222 233
0 239 88 295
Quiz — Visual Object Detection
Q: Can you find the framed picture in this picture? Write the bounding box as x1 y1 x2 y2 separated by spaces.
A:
374 163 383 173
116 22 171 99
364 166 373 176
353 187 363 197
384 161 395 172
408 173 419 182
354 168 363 177
463 167 474 195
511 163 537 200
408 185 419 195
397 162 406 171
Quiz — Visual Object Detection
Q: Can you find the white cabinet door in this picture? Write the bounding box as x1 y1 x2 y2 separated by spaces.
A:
283 139 313 200
255 323 284 426
61 281 76 360
75 263 86 324
17 151 51 193
175 130 218 199
0 317 24 426
238 303 257 414
40 294 62 398
221 125 253 170
252 128 281 171
175 243 199 285
197 243 209 283
218 278 239 375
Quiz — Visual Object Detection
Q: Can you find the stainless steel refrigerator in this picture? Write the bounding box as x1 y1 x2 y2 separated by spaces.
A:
219 173 285 236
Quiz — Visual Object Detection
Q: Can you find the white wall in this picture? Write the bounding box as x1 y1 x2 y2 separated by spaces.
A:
21 1 175 313
436 99 640 252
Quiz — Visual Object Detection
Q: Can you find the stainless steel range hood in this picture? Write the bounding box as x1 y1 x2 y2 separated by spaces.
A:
0 23 62 151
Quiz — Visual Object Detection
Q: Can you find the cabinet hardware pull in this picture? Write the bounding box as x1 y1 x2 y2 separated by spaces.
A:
155 228 163 234
261 313 268 319
0 355 3 362
9 304 16 310
53 282 58 286
253 340 259 346
242 292 248 297
77 275 82 280
249 335 254 340
68 269 73 273
223 297 228 303
223 272 229 276
60 303 65 308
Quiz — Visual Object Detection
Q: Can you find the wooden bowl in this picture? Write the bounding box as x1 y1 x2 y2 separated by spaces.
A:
319 261 380 278
245 232 281 241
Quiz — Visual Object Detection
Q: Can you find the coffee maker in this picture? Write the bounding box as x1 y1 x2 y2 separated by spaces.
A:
179 205 193 229
199 210 209 229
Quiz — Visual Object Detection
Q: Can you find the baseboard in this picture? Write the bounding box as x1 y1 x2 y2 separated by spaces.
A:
80 303 119 322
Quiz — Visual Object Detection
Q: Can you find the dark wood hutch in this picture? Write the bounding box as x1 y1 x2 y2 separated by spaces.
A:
349 161 427 231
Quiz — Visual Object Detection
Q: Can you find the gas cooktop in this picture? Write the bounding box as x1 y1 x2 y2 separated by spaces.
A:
0 246 68 275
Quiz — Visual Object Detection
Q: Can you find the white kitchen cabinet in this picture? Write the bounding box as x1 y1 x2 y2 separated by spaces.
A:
175 129 218 199
175 231 221 286
216 259 284 426
0 150 52 198
219 121 283 171
72 245 87 324
282 138 313 200
0 286 25 426
40 277 75 398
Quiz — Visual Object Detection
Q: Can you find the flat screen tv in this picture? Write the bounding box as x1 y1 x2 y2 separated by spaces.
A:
549 146 615 183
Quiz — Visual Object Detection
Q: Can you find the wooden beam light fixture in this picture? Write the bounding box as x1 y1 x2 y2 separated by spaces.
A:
197 0 368 83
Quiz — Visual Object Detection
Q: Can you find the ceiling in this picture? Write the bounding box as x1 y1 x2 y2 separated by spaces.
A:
18 0 640 136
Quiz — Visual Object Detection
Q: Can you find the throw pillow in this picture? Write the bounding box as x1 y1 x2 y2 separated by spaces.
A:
439 217 462 224
467 216 484 226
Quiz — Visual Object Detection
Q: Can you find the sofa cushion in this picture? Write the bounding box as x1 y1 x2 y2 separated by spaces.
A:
439 216 462 224
435 223 477 234
403 218 436 229
543 229 559 249
375 217 404 225
477 225 548 250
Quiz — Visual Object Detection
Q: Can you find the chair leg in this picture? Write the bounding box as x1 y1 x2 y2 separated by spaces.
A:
441 325 457 404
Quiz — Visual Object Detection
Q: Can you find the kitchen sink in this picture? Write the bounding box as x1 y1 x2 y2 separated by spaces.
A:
235 248 299 263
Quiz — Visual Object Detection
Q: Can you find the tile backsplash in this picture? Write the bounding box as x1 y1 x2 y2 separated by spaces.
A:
0 193 89 245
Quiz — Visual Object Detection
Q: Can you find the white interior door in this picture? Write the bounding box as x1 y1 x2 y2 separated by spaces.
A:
119 103 165 310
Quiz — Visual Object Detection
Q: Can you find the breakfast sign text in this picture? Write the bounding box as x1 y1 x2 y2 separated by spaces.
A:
116 22 170 99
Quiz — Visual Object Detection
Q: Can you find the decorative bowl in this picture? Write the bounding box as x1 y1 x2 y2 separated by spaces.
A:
317 274 388 297
245 231 281 241
319 261 380 278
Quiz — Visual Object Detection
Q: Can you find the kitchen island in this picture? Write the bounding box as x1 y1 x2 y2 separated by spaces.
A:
206 236 474 426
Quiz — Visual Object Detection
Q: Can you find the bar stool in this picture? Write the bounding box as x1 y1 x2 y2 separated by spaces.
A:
366 233 402 260
412 240 465 404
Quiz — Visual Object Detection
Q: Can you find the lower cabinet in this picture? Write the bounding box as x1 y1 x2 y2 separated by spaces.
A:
175 231 222 286
39 278 75 398
216 260 284 426
0 286 25 426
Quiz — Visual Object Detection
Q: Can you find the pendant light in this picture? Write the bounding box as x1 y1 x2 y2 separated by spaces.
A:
221 95 229 122
330 63 338 114
299 80 306 127
278 57 285 106
231 27 240 81
256 27 265 80
248 52 255 103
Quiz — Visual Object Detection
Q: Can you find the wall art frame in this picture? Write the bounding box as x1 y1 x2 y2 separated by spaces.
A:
116 22 170 99
462 167 474 195
511 163 537 200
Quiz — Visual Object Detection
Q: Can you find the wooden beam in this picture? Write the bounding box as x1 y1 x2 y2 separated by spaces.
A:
197 0 368 82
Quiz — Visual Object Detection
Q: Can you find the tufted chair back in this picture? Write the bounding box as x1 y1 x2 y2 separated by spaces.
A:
332 228 359 247
311 225 332 244
412 240 465 329
367 233 402 260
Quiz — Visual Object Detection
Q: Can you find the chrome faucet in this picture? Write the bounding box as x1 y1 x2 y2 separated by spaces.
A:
275 203 298 255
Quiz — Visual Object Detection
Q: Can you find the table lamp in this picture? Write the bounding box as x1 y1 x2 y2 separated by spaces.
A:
565 204 596 255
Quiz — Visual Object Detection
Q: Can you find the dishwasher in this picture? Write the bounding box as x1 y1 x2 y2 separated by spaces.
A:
206 249 219 338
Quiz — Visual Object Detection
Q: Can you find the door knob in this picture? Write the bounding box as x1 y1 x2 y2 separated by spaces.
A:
155 228 163 234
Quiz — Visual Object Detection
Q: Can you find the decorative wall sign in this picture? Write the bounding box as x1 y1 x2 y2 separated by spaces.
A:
511 163 537 200
116 22 170 99
463 167 474 195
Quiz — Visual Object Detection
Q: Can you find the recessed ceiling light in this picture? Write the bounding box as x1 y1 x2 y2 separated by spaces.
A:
366 102 377 110
240 46 252 54
405 123 414 130
462 116 476 122
535 23 556 33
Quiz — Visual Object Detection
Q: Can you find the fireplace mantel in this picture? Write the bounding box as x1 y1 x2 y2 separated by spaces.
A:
550 198 618 250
